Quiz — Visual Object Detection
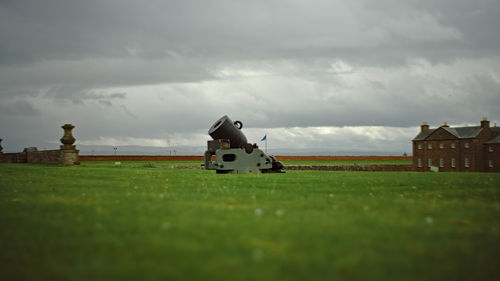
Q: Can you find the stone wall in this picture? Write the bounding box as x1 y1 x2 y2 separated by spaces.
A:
0 152 27 163
61 150 80 165
26 150 61 164
0 123 79 166
0 150 79 165
79 155 204 161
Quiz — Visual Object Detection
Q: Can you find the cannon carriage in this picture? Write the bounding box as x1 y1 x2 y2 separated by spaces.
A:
204 115 284 174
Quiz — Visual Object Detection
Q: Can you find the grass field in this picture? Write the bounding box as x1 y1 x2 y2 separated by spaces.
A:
1 161 499 281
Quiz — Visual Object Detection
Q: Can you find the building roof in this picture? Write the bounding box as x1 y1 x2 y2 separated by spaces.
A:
413 126 483 141
413 129 436 141
447 126 483 138
486 135 500 144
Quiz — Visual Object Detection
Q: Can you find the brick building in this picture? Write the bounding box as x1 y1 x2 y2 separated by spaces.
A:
412 118 500 172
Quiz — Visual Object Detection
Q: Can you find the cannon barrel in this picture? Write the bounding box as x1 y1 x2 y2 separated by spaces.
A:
208 115 248 148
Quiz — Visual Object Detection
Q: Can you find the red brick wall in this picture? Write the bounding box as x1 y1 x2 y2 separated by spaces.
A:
286 165 413 171
414 138 480 172
79 155 205 161
485 143 500 172
461 139 476 171
79 155 412 162
270 155 411 161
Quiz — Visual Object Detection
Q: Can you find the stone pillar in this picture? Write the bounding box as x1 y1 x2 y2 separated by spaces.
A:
59 124 79 165
0 138 3 153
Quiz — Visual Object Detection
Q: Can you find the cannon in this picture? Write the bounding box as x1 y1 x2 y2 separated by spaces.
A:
204 115 284 174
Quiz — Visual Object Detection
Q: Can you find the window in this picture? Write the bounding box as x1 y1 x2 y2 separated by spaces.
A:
439 158 444 167
417 143 422 150
418 158 422 167
464 142 469 148
428 143 432 150
451 143 456 149
465 158 469 168
489 146 494 152
439 143 444 149
451 158 456 168
490 160 494 168
428 158 432 167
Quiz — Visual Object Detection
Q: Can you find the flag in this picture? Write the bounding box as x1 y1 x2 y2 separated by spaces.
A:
261 135 267 141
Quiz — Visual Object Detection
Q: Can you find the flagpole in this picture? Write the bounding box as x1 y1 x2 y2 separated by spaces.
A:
261 134 267 153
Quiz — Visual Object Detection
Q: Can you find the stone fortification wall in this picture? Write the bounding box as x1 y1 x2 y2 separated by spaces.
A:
61 150 79 165
0 150 79 165
26 150 79 165
0 152 27 163
26 150 62 164
0 123 79 165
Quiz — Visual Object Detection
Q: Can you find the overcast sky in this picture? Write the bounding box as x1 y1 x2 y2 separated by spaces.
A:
1 0 499 154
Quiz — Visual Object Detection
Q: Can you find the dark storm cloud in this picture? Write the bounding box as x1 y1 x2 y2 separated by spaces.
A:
1 0 498 66
1 0 499 152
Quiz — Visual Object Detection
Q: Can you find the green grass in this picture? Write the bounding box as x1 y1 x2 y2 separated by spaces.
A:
1 162 499 281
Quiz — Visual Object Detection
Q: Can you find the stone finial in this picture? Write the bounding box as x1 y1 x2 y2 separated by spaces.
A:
60 124 76 150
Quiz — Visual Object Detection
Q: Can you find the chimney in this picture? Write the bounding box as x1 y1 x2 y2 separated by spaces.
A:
421 122 429 132
481 117 490 129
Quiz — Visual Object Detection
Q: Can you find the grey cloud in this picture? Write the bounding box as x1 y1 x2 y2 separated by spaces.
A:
0 56 215 92
1 0 498 66
109 93 126 99
1 0 499 153
42 86 127 105
0 88 39 99
0 100 40 116
1 0 498 91
120 105 138 119
98 100 112 107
